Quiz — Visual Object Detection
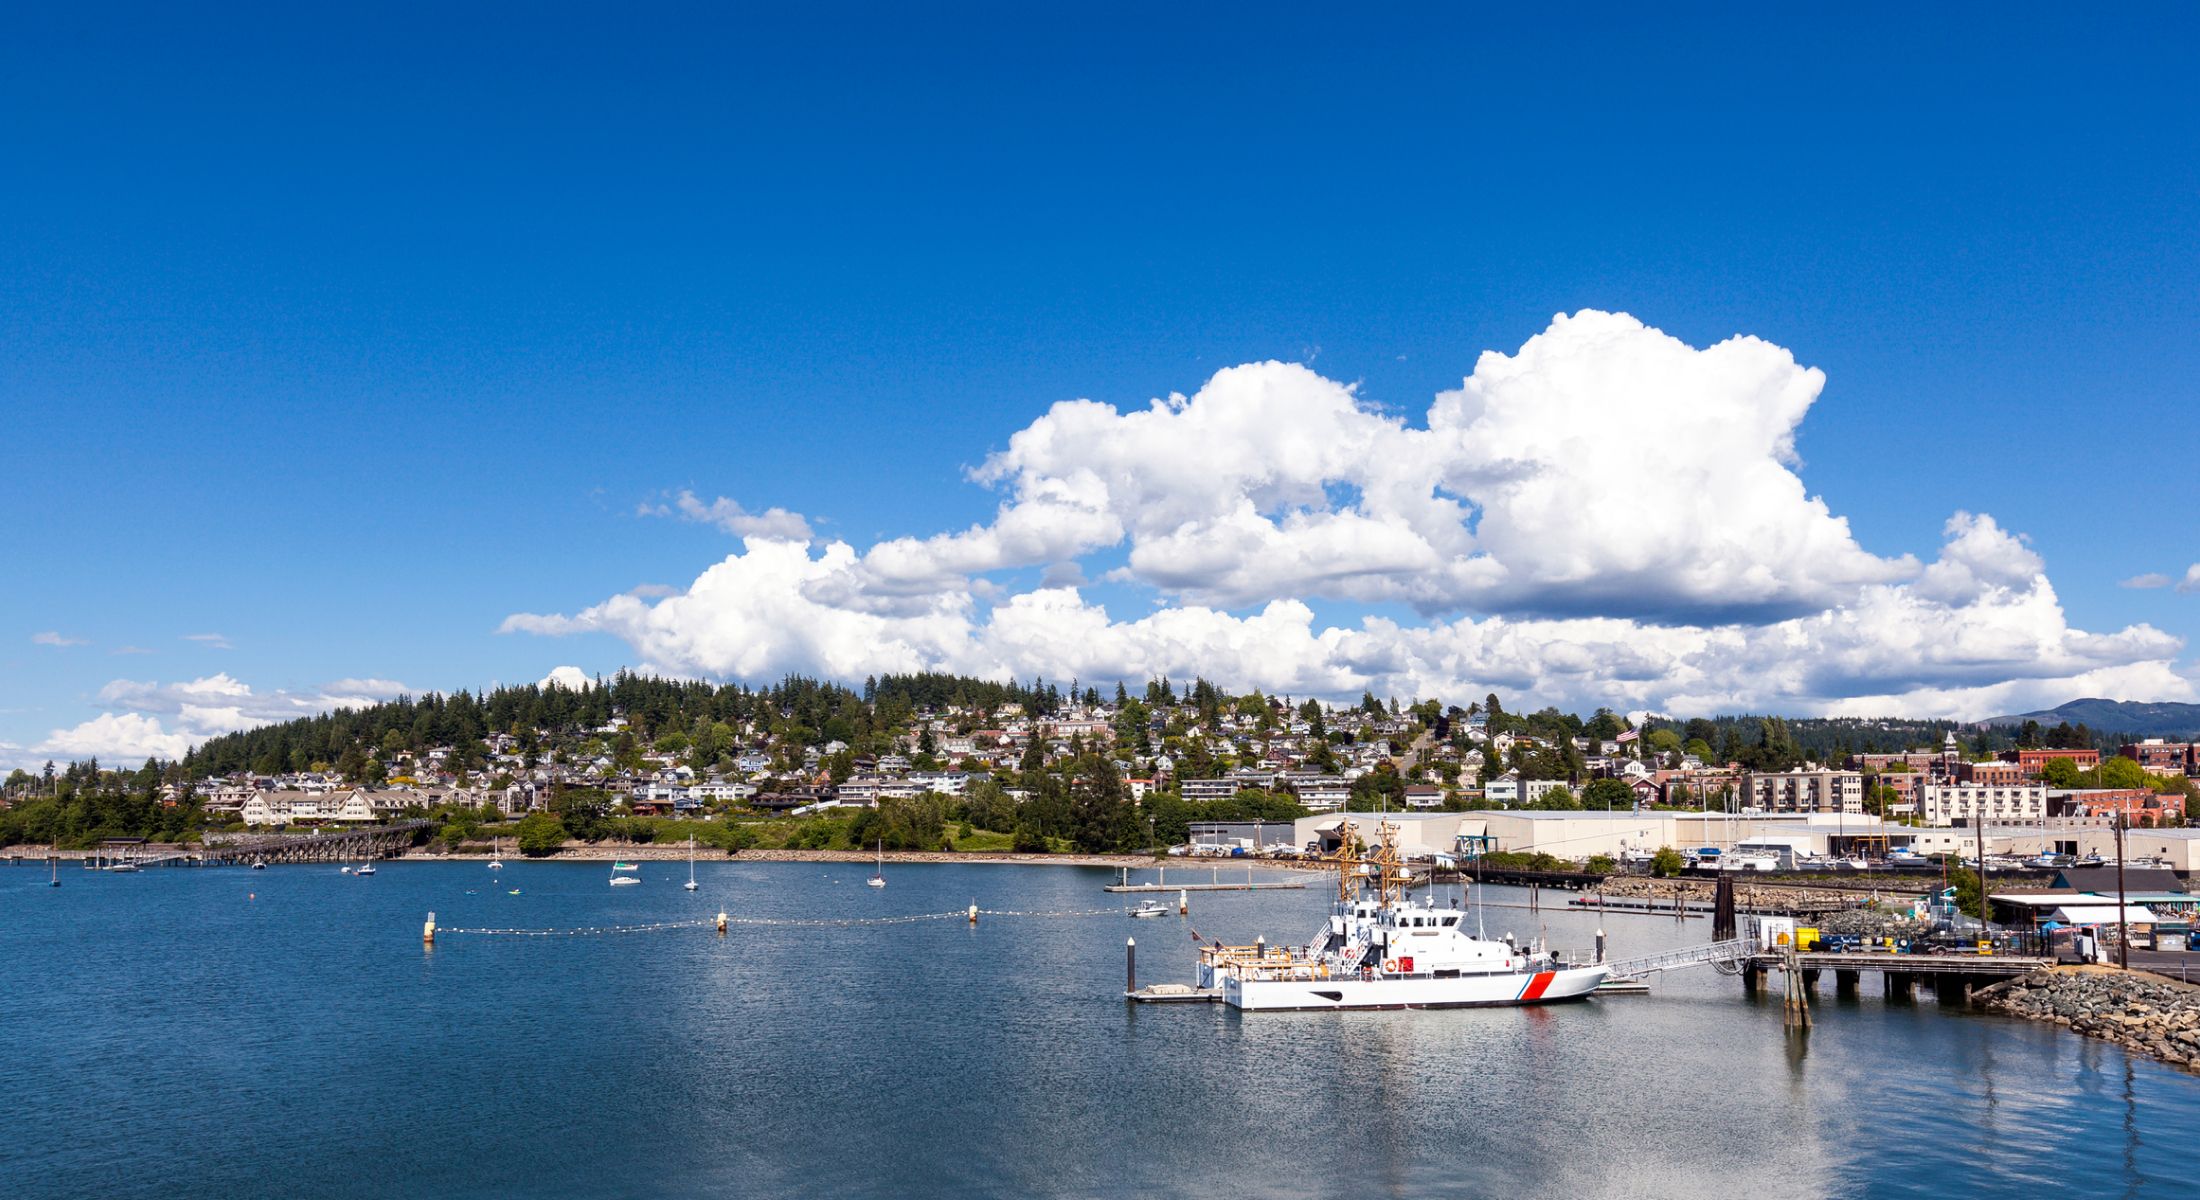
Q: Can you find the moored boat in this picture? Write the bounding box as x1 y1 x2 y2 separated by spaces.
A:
1194 821 1608 1011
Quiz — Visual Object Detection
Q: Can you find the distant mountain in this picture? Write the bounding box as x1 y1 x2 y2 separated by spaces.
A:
1984 698 2200 739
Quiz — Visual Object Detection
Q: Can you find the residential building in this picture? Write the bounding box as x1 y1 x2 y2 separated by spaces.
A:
1740 769 1864 815
1521 779 1571 806
2119 740 2196 776
1918 781 2049 827
241 789 380 826
1284 775 1350 813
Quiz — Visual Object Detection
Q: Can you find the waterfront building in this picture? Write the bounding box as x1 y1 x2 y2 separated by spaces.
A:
240 789 380 826
1739 769 1864 815
1918 780 2049 827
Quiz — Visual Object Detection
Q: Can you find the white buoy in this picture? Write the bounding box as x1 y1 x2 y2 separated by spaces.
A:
716 911 728 934
968 902 980 926
1179 888 1188 915
423 911 437 946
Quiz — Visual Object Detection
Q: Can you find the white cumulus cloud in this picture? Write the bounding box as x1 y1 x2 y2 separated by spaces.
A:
540 665 594 689
494 311 2191 721
34 713 197 762
33 673 418 763
640 489 813 541
31 631 88 647
843 311 1912 622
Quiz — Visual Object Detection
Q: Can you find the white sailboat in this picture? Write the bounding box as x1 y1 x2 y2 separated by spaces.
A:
684 835 699 891
610 860 640 886
488 836 503 871
867 839 886 889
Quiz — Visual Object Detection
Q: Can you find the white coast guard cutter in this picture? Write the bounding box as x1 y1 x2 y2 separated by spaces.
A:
1194 821 1609 1011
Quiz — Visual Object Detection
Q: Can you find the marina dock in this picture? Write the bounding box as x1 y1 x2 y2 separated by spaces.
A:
1125 984 1223 1004
1104 880 1306 892
1102 865 1305 893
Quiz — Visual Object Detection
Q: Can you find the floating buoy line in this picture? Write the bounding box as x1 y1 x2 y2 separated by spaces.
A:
425 905 1126 941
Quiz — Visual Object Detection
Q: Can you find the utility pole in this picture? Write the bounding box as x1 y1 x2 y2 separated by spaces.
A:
2114 813 2130 971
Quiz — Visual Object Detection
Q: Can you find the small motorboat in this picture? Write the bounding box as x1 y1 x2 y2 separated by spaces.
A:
355 863 376 876
250 859 267 870
1129 899 1169 918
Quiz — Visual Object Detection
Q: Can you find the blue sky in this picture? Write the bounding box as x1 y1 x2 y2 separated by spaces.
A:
5 5 2198 764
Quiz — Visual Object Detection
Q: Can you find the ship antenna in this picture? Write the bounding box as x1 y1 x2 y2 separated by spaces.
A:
1474 850 1486 940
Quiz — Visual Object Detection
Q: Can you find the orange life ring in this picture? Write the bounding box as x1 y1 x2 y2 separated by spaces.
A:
1382 958 1399 974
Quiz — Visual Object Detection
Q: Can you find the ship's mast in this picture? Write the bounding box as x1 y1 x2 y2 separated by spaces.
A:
1323 819 1413 906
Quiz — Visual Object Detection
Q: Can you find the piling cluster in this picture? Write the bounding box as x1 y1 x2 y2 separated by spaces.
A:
1974 968 2200 1071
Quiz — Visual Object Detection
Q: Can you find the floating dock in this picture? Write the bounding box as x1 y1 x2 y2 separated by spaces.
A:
1104 880 1306 893
1126 984 1223 1004
1103 867 1306 894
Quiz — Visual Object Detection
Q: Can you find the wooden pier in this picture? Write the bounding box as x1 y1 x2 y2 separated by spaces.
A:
200 821 429 865
39 821 432 869
1740 950 2050 1004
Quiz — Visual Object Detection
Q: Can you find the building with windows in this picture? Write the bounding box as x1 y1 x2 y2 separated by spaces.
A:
1740 769 1864 815
1918 781 2049 827
2118 740 2196 776
2004 748 2101 776
1283 775 1350 812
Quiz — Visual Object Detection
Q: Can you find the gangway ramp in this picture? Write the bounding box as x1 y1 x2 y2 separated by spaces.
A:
1601 937 1756 981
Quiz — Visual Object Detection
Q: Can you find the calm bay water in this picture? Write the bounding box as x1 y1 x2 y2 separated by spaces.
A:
5 859 2197 1199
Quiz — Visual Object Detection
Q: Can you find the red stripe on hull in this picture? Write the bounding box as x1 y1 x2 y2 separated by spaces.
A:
1519 971 1555 1001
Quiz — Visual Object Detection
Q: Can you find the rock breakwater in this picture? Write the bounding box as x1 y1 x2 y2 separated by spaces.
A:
1975 967 2200 1070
